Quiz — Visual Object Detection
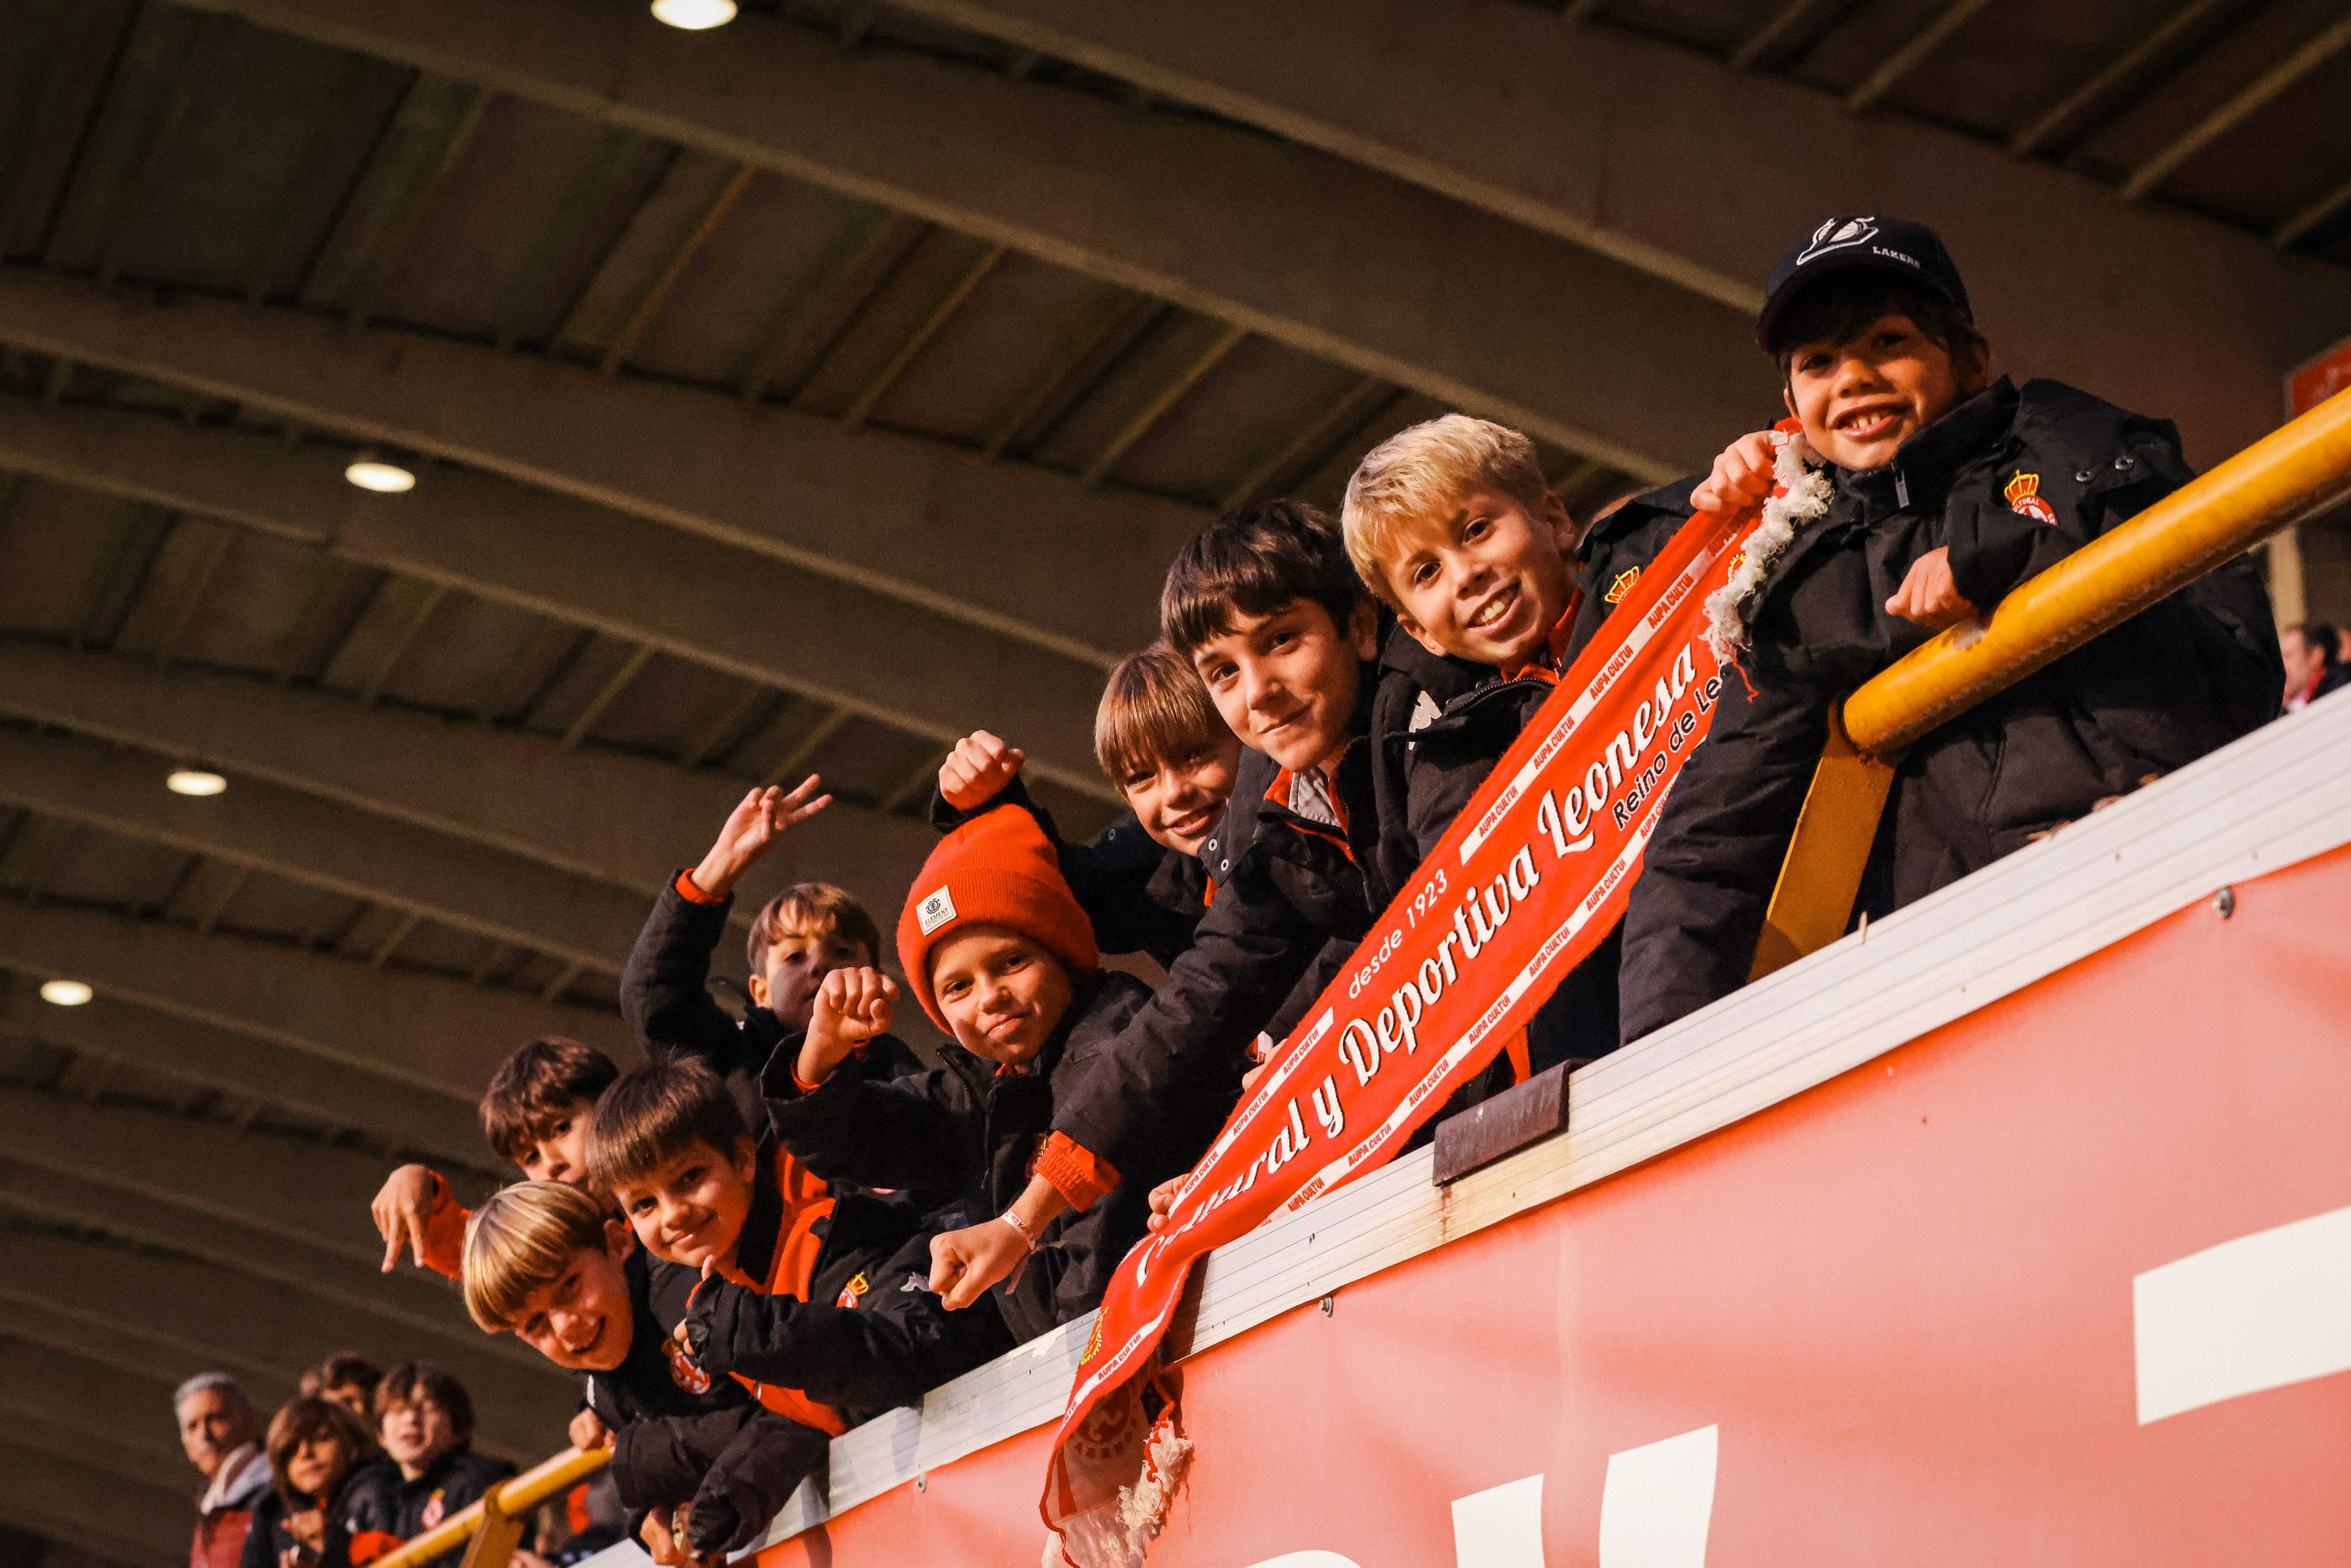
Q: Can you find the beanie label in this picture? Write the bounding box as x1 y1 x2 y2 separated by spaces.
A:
914 884 958 935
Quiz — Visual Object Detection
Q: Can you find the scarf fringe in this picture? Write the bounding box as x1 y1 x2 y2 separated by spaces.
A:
1702 432 1830 667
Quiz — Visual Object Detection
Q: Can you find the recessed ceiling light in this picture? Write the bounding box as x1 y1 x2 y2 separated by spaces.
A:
344 459 416 494
167 768 227 797
40 979 92 1007
651 0 736 29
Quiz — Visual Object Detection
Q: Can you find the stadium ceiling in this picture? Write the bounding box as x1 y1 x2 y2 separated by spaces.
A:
0 1 2347 1558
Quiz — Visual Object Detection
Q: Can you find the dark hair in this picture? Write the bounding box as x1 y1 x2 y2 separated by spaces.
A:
2292 621 2341 670
374 1361 474 1445
266 1396 370 1508
481 1037 620 1165
746 883 883 975
1095 643 1228 785
1771 273 1983 378
1160 499 1364 659
584 1058 749 1195
312 1352 382 1401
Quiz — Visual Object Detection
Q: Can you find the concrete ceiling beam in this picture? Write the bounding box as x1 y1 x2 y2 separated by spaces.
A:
167 0 1773 477
0 899 632 1100
0 642 935 937
0 721 645 977
0 397 1116 797
0 988 485 1168
0 269 1194 667
882 0 2351 464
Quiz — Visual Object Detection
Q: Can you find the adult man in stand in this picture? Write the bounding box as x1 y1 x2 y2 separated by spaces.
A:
177 1372 271 1568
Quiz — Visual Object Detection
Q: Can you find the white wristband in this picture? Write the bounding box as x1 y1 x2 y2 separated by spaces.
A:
998 1208 1040 1253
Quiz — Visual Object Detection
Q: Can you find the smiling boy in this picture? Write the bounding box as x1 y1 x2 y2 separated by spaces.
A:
766 806 1188 1341
463 1182 832 1568
930 643 1242 973
1619 215 2281 1041
1340 414 1637 1083
581 1059 991 1432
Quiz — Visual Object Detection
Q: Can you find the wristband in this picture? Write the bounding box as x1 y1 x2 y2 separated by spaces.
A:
998 1208 1041 1253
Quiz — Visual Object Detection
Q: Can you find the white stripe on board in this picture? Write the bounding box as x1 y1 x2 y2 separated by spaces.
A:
2135 1202 2351 1424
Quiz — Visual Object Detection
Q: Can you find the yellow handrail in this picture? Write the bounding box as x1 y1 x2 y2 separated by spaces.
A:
1755 384 2351 975
361 1445 610 1568
1845 385 2351 753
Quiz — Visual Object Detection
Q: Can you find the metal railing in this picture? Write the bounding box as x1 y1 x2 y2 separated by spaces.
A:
354 388 2351 1568
362 1446 610 1568
1753 382 2351 976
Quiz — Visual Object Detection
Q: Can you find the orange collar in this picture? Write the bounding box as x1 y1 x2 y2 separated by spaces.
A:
1498 593 1583 685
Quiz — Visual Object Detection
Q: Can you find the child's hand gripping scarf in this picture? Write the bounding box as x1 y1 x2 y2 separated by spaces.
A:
1702 421 1831 666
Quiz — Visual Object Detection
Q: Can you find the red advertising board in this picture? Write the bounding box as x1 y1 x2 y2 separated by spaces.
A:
2289 335 2351 418
759 840 2351 1567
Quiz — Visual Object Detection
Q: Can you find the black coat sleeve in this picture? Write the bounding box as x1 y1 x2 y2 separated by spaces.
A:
620 879 756 1077
1048 851 1326 1175
933 777 1194 964
1617 661 1832 1045
684 1219 1012 1413
685 1414 831 1555
764 1064 972 1200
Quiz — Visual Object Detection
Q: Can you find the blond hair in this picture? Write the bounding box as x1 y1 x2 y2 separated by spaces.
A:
461 1181 612 1332
1340 414 1552 608
1095 644 1226 787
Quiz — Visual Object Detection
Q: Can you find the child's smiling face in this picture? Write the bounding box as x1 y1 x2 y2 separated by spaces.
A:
1782 311 1987 472
610 1136 758 1272
1384 487 1578 669
1189 597 1380 775
929 924 1073 1069
1116 733 1241 857
509 1224 637 1373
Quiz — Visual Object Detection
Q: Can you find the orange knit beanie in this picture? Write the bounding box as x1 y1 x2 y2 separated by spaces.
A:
896 805 1099 1031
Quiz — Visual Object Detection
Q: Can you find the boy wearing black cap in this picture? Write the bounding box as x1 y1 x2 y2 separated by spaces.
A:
1619 215 2281 1042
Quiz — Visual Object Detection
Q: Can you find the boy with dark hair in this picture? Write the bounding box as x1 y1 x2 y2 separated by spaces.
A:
1619 215 2280 1041
342 1363 513 1568
918 501 1407 1307
584 1058 1003 1429
931 643 1242 970
371 1035 618 1278
771 806 1192 1340
463 1182 831 1566
623 777 922 1136
300 1353 385 1439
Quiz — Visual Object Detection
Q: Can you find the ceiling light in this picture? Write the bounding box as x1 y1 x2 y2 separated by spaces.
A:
344 459 416 494
651 0 736 28
167 768 227 797
40 979 92 1007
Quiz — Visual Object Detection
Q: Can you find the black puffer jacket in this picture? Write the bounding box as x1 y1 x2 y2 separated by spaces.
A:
767 971 1185 1343
620 875 925 1138
587 1251 825 1557
340 1451 514 1568
1620 378 2281 1042
1566 478 1702 663
678 1205 1011 1418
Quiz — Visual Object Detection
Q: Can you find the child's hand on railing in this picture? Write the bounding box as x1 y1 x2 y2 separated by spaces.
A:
687 777 833 899
567 1408 608 1451
1884 547 1978 631
938 730 1025 812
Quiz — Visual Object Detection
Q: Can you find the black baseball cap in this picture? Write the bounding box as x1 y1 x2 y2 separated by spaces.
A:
1756 215 1972 353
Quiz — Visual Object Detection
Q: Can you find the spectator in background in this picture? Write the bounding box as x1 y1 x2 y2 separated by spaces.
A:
344 1363 515 1568
180 1372 272 1568
300 1354 385 1435
2282 621 2346 711
241 1398 388 1568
